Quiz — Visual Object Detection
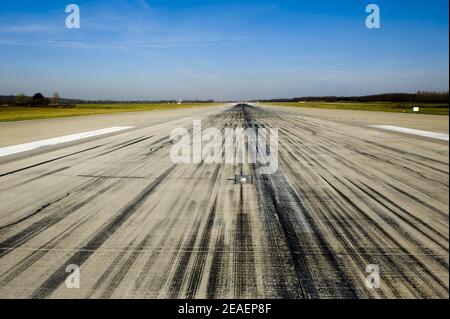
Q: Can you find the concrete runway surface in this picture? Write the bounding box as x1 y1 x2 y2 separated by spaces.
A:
0 104 448 298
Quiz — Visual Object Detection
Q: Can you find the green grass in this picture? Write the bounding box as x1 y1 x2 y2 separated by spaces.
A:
2 101 447 122
0 103 220 122
261 101 449 115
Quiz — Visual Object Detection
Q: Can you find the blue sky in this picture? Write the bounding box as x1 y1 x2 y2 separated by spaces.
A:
0 0 448 100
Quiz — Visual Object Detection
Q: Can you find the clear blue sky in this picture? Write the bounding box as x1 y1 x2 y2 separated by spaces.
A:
0 0 448 100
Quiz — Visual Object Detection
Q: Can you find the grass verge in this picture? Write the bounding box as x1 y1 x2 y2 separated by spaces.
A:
0 103 220 122
261 102 449 115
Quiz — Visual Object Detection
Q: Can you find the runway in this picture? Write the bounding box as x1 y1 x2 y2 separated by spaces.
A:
0 104 448 298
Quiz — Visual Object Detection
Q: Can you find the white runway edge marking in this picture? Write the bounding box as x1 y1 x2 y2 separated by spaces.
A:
0 126 134 158
370 125 449 141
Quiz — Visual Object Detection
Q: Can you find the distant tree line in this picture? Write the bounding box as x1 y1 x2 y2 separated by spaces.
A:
2 91 448 106
0 92 66 106
256 91 449 104
0 94 216 106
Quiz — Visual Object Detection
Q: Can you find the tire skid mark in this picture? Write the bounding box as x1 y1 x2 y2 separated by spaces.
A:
0 212 92 288
206 226 226 299
185 195 218 298
349 148 448 186
280 115 448 181
317 173 439 297
0 192 71 231
89 238 140 297
242 106 305 298
258 105 448 291
131 214 175 295
105 135 152 150
256 171 359 298
277 126 449 297
141 200 199 298
99 232 154 299
349 178 449 254
0 179 120 259
286 114 448 169
276 115 448 297
29 165 175 298
244 104 359 298
107 194 177 297
285 134 447 221
145 165 207 297
322 177 449 297
322 186 436 298
168 165 221 298
233 182 257 298
98 135 154 156
167 206 204 298
312 140 447 203
297 137 448 251
1 104 447 298
387 183 448 220
303 186 402 298
0 145 104 178
255 192 303 299
365 141 449 169
144 137 173 157
0 166 71 191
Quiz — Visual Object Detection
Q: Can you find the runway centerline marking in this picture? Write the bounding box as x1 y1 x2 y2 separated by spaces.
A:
0 126 134 157
369 125 449 141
